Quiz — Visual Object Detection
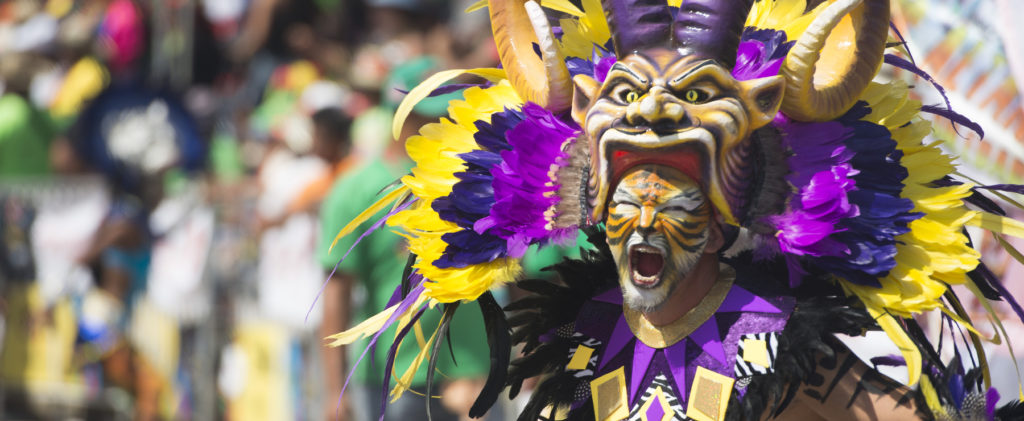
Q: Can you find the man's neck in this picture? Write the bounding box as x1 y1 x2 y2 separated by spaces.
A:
642 253 720 326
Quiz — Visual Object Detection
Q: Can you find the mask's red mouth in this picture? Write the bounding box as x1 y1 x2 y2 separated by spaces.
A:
629 244 665 288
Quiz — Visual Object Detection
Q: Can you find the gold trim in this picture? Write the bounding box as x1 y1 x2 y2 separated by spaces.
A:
623 264 736 349
566 345 595 370
590 367 629 421
686 366 735 421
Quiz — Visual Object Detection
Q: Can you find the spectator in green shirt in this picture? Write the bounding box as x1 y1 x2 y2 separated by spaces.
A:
318 82 491 421
0 54 56 178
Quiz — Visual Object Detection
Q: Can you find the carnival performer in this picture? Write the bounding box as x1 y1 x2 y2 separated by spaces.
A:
324 0 1024 420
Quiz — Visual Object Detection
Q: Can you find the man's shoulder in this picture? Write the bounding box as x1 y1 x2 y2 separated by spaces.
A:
324 159 392 205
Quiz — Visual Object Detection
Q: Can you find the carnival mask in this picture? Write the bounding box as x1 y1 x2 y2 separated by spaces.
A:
572 50 784 225
485 0 889 229
607 164 712 311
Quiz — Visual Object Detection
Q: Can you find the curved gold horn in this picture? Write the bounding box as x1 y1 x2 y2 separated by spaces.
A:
780 0 890 121
489 0 573 111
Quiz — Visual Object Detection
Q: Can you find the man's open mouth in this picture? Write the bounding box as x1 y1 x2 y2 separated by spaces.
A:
629 244 665 288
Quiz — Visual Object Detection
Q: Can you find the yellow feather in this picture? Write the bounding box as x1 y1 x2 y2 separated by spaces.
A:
937 306 983 338
967 212 1024 239
324 294 428 347
969 270 1024 399
540 0 583 16
328 185 411 252
869 307 922 386
581 0 609 38
557 0 610 59
391 318 442 401
392 68 508 140
995 234 1024 280
746 0 829 40
464 0 486 13
919 376 948 417
413 318 428 349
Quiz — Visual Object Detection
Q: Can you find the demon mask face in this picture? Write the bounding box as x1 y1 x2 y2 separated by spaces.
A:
607 164 712 311
482 0 890 227
572 49 784 225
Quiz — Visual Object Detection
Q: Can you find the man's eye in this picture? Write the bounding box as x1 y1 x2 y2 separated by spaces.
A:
661 205 698 215
682 89 710 104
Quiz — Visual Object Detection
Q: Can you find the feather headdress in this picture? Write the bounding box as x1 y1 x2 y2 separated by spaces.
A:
326 0 1024 417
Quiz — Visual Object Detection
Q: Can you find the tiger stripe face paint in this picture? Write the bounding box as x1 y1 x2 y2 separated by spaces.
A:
607 164 711 311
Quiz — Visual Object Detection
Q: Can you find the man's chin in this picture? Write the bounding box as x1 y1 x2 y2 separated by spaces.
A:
621 283 670 313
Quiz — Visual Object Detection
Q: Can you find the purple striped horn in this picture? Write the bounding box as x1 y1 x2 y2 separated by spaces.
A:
602 0 673 55
672 0 755 69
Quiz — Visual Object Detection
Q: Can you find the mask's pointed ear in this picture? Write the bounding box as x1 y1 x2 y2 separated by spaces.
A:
740 75 784 129
572 74 600 126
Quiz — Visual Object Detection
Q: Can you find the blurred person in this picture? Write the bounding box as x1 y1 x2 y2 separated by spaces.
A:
260 106 356 231
65 77 207 421
0 52 57 178
318 60 492 421
228 0 321 111
75 174 166 421
229 88 335 420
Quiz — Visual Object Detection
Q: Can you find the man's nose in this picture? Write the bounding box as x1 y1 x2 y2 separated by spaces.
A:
638 206 656 234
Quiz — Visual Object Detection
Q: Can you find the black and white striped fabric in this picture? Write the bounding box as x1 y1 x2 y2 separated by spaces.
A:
733 331 779 378
627 373 688 421
567 333 602 378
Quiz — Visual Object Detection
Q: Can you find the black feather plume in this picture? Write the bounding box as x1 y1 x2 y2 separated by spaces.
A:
470 292 511 418
425 302 459 421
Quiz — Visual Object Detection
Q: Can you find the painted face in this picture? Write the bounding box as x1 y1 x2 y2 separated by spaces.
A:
607 164 711 311
572 48 784 225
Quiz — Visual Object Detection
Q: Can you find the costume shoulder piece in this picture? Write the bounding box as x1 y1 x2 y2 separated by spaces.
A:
509 230 915 421
325 1 1024 420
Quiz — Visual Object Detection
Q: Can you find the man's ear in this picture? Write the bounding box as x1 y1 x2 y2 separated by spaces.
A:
572 74 599 126
740 75 784 129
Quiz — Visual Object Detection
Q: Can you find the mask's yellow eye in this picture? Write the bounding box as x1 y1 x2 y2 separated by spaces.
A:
683 89 709 104
625 91 640 103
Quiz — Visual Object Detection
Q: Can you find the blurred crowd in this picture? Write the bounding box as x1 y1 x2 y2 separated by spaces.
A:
0 0 578 420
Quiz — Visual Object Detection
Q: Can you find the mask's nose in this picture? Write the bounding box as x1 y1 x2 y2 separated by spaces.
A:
625 87 691 133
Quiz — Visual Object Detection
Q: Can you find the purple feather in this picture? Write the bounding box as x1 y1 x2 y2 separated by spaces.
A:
986 387 1000 420
474 102 581 257
377 307 428 421
987 266 1024 328
306 197 417 323
870 354 906 367
341 281 427 404
594 56 616 83
920 105 985 140
884 54 984 139
975 184 1024 195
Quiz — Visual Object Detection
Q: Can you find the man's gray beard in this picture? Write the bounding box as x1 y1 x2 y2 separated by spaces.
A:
619 246 704 313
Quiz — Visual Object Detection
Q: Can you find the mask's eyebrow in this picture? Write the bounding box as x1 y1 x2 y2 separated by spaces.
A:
610 63 647 84
670 59 717 84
